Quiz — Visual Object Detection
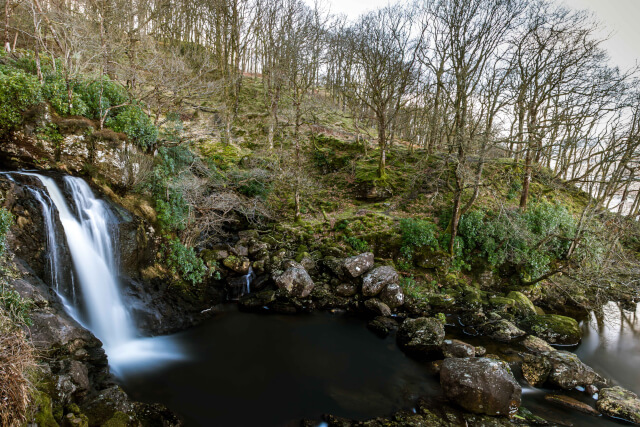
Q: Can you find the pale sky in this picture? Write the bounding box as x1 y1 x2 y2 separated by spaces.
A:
313 0 640 71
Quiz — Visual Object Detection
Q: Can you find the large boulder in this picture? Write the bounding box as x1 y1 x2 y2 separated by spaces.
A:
342 252 374 278
520 314 582 345
274 266 315 298
596 386 640 424
362 266 398 297
522 350 598 389
396 317 445 357
440 358 521 416
379 282 404 309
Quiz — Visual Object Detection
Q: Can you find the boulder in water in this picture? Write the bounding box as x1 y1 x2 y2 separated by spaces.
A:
440 357 521 416
596 386 640 424
342 252 374 278
274 266 315 298
441 339 476 358
479 319 526 341
367 316 398 337
364 298 392 317
397 317 445 357
522 350 597 389
362 266 398 297
520 314 581 345
506 291 537 318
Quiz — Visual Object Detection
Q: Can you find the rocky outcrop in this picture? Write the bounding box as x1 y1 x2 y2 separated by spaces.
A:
520 314 582 345
522 350 598 389
440 358 521 416
596 386 640 424
396 317 445 357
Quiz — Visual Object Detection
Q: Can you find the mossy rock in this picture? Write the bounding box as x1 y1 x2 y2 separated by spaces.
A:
489 297 516 312
507 291 537 317
428 293 456 309
102 411 131 427
33 392 59 427
520 314 582 345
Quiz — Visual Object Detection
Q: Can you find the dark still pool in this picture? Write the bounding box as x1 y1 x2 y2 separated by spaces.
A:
116 308 439 426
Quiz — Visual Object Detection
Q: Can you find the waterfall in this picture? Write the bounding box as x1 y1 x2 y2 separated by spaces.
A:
24 174 134 349
11 172 183 374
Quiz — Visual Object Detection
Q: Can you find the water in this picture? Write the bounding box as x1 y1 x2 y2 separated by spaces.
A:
118 308 440 427
14 172 183 374
577 302 640 396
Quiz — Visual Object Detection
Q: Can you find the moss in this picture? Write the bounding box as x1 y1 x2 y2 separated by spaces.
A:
521 314 582 345
102 411 131 427
428 293 456 309
32 392 59 427
507 291 537 317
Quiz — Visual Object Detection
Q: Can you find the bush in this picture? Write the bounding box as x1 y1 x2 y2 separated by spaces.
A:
42 76 89 116
105 105 158 149
0 68 42 133
164 238 207 285
0 209 13 257
230 168 272 199
344 236 370 252
399 218 439 259
150 147 193 232
79 77 129 120
458 203 581 280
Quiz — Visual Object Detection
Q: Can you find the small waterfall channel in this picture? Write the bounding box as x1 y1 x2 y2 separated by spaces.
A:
10 172 182 374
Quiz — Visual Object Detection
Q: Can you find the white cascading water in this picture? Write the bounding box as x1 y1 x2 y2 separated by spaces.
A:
14 172 183 374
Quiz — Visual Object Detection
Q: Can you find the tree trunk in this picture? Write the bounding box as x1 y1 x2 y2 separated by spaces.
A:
520 147 532 210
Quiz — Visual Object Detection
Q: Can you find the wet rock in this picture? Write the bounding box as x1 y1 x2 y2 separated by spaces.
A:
223 255 251 274
274 266 315 298
522 351 597 389
520 314 582 346
397 317 445 357
335 283 358 297
364 298 392 317
342 252 374 278
238 290 276 311
544 394 600 416
506 291 537 318
480 319 526 341
521 335 555 354
441 339 476 358
475 346 487 357
379 282 404 309
367 316 398 338
596 386 640 424
362 266 398 297
440 358 521 416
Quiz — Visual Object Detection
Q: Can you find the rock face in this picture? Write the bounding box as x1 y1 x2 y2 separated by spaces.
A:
362 266 398 297
342 252 374 278
274 265 315 298
1 106 146 188
396 317 445 357
521 314 582 345
522 351 597 389
440 358 522 416
596 386 640 424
